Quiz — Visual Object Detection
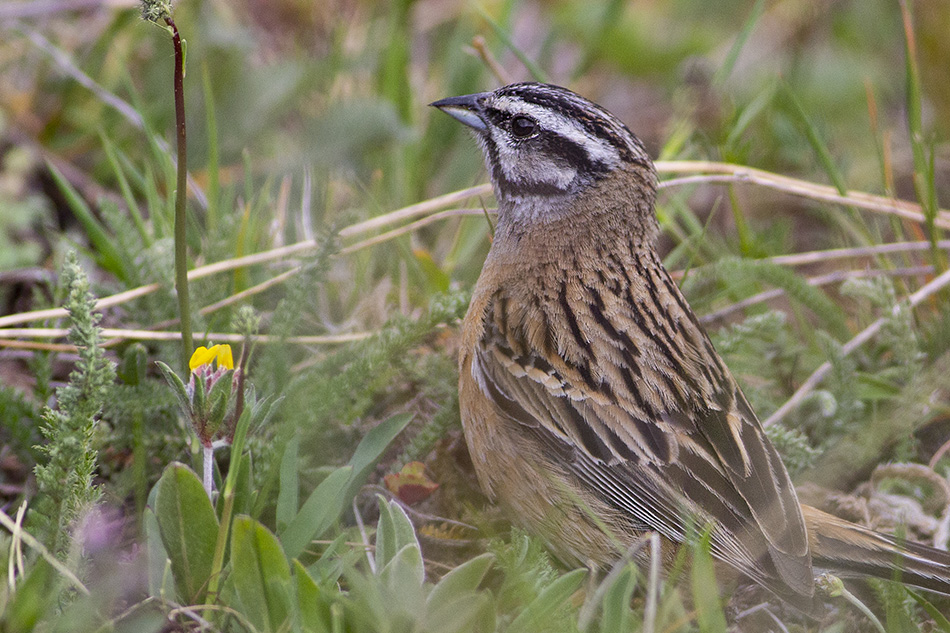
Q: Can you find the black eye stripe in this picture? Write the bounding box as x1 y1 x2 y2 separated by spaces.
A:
484 108 514 128
479 123 609 197
494 83 647 163
483 105 612 175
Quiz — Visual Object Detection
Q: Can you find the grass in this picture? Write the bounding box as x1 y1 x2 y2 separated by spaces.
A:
1 0 950 631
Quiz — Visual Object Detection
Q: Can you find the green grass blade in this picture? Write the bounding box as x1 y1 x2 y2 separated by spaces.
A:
690 531 727 633
280 465 352 560
99 131 152 248
686 257 851 341
45 161 130 282
906 589 950 632
901 0 944 272
779 82 876 246
201 62 220 233
276 433 300 533
507 568 587 633
713 0 766 86
477 6 549 83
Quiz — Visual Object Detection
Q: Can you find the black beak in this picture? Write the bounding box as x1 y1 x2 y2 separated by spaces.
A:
430 92 491 131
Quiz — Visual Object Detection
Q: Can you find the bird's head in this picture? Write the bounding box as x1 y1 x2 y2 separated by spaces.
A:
432 82 655 227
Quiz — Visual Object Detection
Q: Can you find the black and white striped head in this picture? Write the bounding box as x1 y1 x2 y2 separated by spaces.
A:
432 83 651 211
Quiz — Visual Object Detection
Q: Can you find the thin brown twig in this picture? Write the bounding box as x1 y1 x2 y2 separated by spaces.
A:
928 437 950 470
468 35 514 85
197 267 300 317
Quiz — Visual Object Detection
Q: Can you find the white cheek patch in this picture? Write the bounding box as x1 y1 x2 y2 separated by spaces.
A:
493 97 622 169
488 125 577 189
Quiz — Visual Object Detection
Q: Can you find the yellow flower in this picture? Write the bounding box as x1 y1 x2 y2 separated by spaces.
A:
189 344 234 372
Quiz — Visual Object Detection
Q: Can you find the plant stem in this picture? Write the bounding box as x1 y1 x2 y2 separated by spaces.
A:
165 16 192 368
203 443 214 500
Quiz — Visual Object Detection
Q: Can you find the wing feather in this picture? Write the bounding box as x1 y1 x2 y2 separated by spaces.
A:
470 263 814 600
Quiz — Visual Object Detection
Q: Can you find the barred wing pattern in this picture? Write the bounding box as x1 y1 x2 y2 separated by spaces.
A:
468 247 814 604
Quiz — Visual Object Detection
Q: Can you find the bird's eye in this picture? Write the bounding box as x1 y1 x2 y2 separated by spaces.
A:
510 115 538 138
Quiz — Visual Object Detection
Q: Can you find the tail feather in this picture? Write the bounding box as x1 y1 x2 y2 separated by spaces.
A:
803 504 950 596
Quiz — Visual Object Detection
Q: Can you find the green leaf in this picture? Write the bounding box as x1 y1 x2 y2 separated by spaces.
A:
280 465 352 559
154 462 219 603
3 557 56 632
413 249 451 294
424 592 494 633
293 560 332 633
907 589 950 632
155 361 191 415
306 531 349 587
229 451 254 518
427 553 494 608
345 413 413 498
690 532 727 633
507 568 587 633
378 543 425 591
276 434 300 533
599 566 637 633
375 496 421 574
425 554 495 633
144 507 173 599
230 515 292 633
280 413 411 560
205 372 234 432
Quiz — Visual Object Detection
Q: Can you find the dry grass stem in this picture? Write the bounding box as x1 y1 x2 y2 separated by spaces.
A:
0 505 89 596
657 160 950 228
468 35 514 85
0 327 369 349
0 187 491 329
765 240 950 267
339 208 487 255
699 265 934 324
1 164 943 344
765 265 950 427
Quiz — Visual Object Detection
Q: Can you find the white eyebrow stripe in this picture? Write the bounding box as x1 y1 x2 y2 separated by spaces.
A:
493 97 621 167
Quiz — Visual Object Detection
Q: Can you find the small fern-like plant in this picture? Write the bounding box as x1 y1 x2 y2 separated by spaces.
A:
32 252 116 554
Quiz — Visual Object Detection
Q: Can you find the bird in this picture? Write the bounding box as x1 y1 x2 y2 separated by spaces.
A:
431 82 950 613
